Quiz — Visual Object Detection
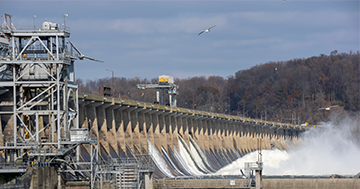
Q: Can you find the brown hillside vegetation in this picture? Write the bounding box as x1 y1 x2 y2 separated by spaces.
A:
76 51 359 125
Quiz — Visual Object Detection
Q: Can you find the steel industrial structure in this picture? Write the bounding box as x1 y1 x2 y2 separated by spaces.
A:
0 14 100 187
137 75 179 107
0 14 154 189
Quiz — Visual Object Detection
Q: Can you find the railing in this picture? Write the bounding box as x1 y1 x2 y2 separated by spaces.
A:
244 162 262 176
94 155 154 189
0 183 28 189
0 163 32 189
99 155 154 173
7 55 72 62
153 179 250 189
0 162 27 169
245 162 262 170
2 26 70 33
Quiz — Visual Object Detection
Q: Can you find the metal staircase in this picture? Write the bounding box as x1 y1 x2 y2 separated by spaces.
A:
95 156 153 189
120 163 139 189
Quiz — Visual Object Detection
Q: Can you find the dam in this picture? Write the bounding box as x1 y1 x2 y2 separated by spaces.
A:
76 94 303 177
1 14 358 189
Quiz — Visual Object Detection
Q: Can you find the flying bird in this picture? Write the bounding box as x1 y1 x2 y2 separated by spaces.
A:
198 25 216 35
317 105 340 111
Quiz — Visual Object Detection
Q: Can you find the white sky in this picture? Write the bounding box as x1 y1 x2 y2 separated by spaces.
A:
2 0 359 80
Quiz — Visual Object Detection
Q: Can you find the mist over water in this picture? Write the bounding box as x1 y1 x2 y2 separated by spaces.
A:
216 117 360 176
147 116 359 177
214 149 289 176
277 117 360 175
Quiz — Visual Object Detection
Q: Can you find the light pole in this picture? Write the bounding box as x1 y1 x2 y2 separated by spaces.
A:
63 14 68 30
290 110 296 124
106 69 114 97
33 15 36 30
260 110 267 121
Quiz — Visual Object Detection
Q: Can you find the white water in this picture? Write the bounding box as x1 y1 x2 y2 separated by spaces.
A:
161 146 185 176
215 118 360 176
274 118 360 175
173 146 196 175
189 135 212 173
178 135 206 175
147 140 174 178
214 149 289 175
148 117 360 177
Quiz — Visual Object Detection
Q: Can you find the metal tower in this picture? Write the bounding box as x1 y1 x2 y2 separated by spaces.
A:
0 14 98 186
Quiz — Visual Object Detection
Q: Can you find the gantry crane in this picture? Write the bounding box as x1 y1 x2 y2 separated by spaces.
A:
137 75 179 107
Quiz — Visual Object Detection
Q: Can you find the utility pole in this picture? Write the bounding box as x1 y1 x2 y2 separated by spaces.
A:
33 15 36 30
106 69 114 97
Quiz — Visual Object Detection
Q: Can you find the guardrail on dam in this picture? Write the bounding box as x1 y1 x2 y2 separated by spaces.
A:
77 94 307 178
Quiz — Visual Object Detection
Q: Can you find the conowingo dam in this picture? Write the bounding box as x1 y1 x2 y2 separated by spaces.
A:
0 14 359 189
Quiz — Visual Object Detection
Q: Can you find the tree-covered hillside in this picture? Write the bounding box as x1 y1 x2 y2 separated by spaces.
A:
76 51 359 124
227 51 359 124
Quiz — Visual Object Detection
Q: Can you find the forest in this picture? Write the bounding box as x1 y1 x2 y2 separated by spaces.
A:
76 51 360 124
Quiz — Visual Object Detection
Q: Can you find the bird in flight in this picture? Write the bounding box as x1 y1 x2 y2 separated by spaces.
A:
198 25 216 35
317 105 340 111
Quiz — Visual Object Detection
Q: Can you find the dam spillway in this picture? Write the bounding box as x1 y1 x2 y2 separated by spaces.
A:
76 94 305 178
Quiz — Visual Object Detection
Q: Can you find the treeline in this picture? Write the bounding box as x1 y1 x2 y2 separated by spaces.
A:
76 51 359 124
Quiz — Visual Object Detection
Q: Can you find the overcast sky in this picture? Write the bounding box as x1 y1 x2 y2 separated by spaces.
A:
2 1 359 80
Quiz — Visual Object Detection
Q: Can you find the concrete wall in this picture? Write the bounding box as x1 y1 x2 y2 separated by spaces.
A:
262 178 360 189
153 178 360 189
153 178 249 188
30 166 58 189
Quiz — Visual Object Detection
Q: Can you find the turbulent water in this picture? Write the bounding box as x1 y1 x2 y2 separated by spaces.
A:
214 149 289 176
147 140 174 178
178 135 206 175
147 117 360 177
267 118 360 175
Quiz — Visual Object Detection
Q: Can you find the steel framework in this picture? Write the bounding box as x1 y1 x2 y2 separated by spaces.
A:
0 14 98 187
137 83 179 107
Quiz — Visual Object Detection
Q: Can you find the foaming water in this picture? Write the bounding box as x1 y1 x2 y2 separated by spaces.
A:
189 136 212 173
161 146 185 176
147 140 174 178
178 135 205 175
215 117 360 176
214 149 289 176
274 118 360 175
